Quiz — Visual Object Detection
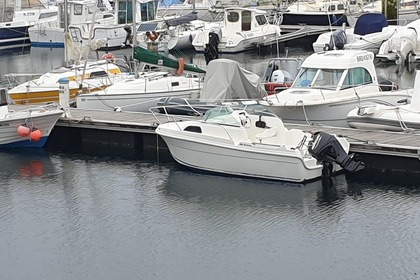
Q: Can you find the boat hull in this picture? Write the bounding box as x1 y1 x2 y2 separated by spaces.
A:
28 27 64 48
77 88 201 112
265 93 411 127
346 105 420 132
0 109 62 148
157 129 323 182
0 25 31 50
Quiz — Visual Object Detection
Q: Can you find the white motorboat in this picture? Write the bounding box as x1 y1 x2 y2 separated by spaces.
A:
376 18 420 65
6 59 125 104
346 70 420 132
192 7 281 53
0 0 57 50
0 88 63 148
155 104 364 182
136 12 222 52
312 13 400 54
263 49 413 127
29 0 114 48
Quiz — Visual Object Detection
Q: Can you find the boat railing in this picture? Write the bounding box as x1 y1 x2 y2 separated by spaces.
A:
4 73 44 88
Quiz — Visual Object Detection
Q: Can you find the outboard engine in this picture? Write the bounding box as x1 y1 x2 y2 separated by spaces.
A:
326 29 346 51
204 30 220 65
309 131 365 174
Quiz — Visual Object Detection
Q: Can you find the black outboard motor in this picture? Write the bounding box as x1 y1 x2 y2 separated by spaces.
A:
309 131 365 173
204 31 220 65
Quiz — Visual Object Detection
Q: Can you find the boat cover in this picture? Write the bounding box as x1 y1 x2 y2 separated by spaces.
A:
200 59 263 101
165 12 198 27
354 13 387 36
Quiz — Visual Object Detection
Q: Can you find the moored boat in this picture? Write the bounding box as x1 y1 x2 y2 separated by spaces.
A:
263 49 412 127
0 88 63 148
346 70 420 132
6 59 124 104
155 104 364 182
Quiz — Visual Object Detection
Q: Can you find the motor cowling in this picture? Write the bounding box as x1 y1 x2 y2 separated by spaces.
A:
309 131 365 173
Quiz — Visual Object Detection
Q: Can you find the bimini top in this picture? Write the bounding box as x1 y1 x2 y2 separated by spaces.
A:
301 50 375 69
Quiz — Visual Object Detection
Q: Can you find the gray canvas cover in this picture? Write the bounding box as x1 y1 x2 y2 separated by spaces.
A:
200 59 263 101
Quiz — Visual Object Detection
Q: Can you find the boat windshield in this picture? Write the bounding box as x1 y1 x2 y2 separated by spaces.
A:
203 106 241 126
294 68 345 89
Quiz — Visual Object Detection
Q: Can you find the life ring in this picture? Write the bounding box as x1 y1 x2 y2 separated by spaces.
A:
146 31 160 42
176 58 184 75
101 53 116 63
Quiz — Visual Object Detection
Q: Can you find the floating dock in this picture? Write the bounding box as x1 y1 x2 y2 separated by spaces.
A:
32 107 420 179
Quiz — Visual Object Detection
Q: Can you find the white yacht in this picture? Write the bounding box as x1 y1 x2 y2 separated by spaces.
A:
263 50 413 127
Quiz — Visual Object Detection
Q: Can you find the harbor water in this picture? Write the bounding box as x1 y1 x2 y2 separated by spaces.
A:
1 47 420 280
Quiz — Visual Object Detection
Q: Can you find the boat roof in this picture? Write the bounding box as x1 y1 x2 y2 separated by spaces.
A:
301 50 375 69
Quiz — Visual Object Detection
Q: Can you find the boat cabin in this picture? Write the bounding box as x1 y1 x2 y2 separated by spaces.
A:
291 50 379 92
222 7 269 37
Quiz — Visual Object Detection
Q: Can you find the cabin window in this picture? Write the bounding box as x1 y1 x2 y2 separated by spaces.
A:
255 15 267 25
184 126 202 133
342 67 373 87
39 12 58 19
227 11 240 23
312 69 344 89
295 68 317 87
337 4 345 10
118 0 133 24
90 71 108 78
74 4 83 15
328 5 336 11
242 11 252 31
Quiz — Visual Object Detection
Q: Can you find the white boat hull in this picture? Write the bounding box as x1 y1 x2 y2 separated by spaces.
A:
265 93 411 127
158 127 323 182
346 104 420 131
0 107 62 148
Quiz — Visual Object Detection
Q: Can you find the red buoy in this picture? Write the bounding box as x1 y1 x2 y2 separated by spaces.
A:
29 129 42 142
17 124 31 137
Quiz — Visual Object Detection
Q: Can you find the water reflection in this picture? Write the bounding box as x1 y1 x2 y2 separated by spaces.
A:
0 148 56 180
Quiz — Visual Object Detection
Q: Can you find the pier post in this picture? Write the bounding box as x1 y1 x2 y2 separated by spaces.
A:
59 77 71 118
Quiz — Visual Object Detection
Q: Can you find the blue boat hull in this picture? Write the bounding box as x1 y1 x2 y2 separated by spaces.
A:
0 25 31 49
0 136 48 148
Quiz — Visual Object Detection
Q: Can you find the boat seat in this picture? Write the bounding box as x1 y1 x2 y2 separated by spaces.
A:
255 127 277 142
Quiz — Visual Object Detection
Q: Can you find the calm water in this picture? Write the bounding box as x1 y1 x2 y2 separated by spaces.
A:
1 47 420 279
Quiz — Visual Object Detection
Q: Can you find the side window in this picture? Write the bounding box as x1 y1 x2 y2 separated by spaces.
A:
74 4 83 15
342 68 373 87
242 11 251 31
227 11 239 23
255 15 267 25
